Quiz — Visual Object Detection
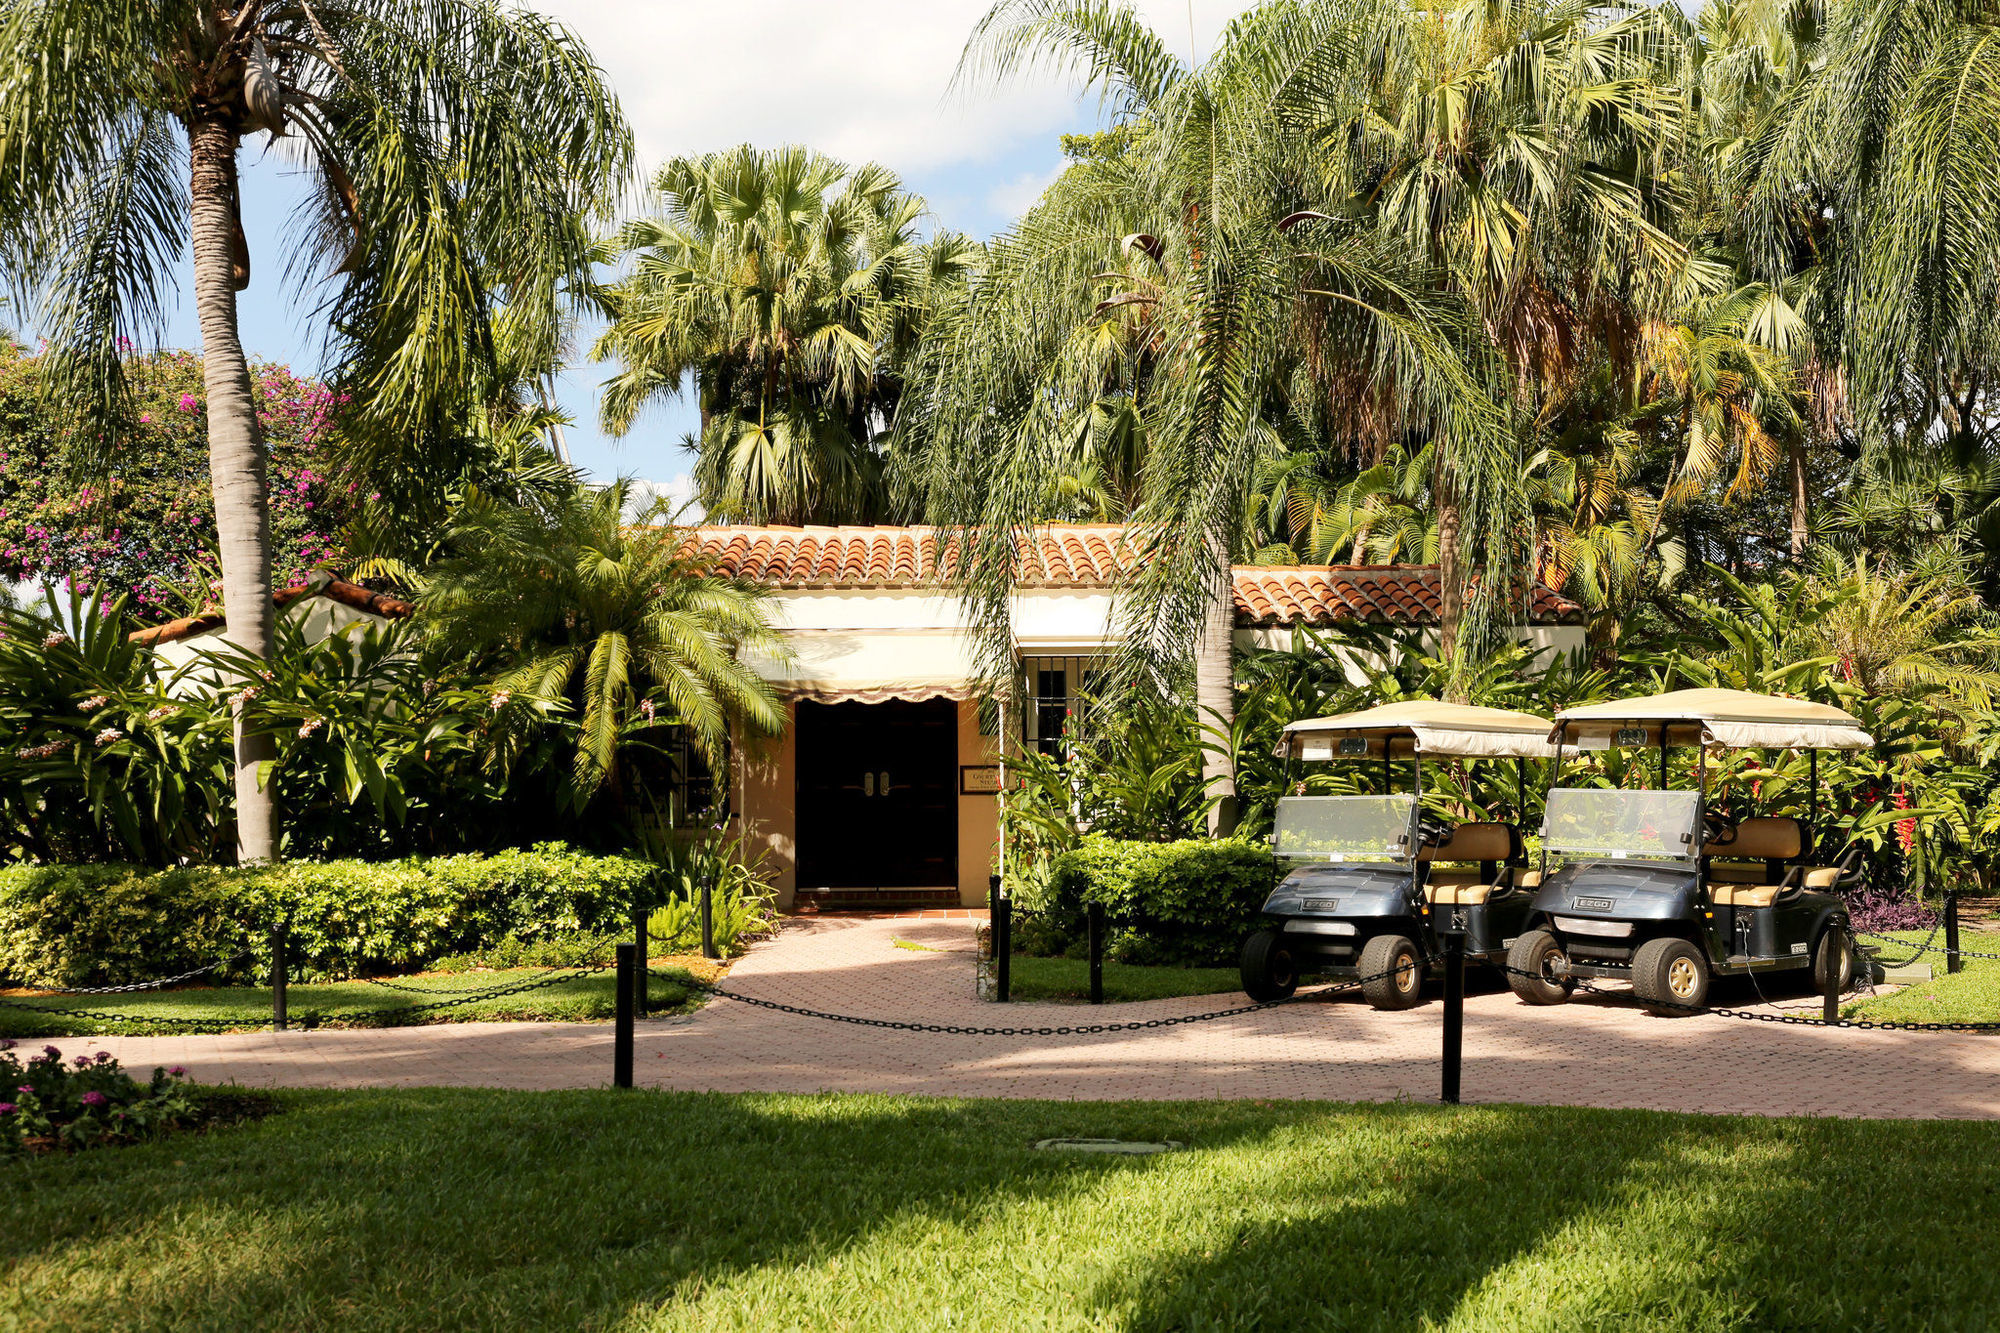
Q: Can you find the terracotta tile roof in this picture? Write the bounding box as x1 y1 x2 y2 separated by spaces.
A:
129 577 415 647
1231 565 1584 627
685 524 1134 587
688 525 1584 626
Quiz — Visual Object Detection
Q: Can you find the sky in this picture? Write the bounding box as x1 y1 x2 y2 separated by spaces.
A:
142 0 1261 506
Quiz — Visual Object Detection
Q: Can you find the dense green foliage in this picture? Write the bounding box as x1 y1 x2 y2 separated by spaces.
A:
0 1045 200 1155
0 845 666 988
1040 836 1275 966
5 1090 2000 1328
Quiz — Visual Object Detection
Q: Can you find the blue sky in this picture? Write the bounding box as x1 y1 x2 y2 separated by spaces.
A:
139 1 1258 506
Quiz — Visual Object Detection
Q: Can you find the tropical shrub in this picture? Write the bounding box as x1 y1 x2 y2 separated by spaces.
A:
1039 837 1276 967
0 846 664 988
0 1043 199 1155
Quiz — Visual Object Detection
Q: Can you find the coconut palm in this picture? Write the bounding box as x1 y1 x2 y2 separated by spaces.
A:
422 480 788 814
917 0 1511 830
0 1 630 862
596 145 980 526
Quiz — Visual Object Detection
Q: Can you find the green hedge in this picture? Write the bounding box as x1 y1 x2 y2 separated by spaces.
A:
0 845 664 988
1042 836 1276 966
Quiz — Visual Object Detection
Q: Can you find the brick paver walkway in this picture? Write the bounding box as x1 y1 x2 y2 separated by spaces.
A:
73 916 2000 1117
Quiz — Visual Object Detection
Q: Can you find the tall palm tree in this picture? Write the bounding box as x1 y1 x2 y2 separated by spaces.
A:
423 480 789 814
919 0 1508 830
0 1 630 862
596 145 980 526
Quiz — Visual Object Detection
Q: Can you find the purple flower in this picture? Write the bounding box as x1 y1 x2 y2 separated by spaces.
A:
73 1054 92 1068
0 1104 14 1116
94 1052 113 1065
167 1065 187 1078
17 1086 33 1095
0 1039 14 1051
41 1046 60 1060
80 1090 107 1107
177 393 199 412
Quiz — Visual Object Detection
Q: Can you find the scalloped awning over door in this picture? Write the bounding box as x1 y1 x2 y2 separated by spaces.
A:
746 630 984 704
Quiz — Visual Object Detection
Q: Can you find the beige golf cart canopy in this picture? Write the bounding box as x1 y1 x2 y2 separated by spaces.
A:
1278 701 1560 761
1551 688 1873 752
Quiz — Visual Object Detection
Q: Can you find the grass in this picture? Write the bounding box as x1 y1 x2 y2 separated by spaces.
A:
6 1089 2000 1330
1847 928 2000 1025
0 962 719 1039
1006 954 1242 1002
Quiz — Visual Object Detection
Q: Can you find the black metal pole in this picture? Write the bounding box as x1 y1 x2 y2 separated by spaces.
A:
614 942 635 1088
270 921 288 1033
1088 901 1105 1005
1822 929 1842 1023
700 871 718 960
1441 933 1464 1104
996 895 1012 1003
1946 891 1963 976
632 908 650 1018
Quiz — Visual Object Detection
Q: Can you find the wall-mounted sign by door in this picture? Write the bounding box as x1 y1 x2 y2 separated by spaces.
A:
960 765 1003 794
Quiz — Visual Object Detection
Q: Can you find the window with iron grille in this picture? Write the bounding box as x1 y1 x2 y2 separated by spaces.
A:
1019 655 1111 756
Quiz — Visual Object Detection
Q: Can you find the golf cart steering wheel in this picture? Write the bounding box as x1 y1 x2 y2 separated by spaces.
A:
1702 809 1737 845
1416 812 1455 848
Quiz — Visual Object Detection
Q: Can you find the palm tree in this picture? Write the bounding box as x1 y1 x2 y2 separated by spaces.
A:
0 2 630 862
595 145 980 526
918 0 1508 829
423 480 789 814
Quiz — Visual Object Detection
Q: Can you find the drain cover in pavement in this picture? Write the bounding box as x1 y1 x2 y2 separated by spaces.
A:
1034 1137 1184 1155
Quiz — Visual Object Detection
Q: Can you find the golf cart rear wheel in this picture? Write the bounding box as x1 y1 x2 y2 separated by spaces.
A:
1240 929 1299 1003
1633 937 1710 1016
1360 934 1426 1010
1506 929 1574 1006
1813 927 1855 994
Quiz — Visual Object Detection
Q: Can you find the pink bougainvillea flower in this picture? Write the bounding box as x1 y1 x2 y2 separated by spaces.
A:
177 393 199 412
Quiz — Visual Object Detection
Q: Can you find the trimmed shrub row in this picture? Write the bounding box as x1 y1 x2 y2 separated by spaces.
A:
0 845 665 988
1040 836 1277 967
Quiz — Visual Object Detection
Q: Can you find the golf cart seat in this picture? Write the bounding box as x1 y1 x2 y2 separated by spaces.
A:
1706 818 1808 906
1419 823 1521 903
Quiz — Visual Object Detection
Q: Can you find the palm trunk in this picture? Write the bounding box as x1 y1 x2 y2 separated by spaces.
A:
1436 489 1468 702
1196 535 1237 837
189 115 280 865
1786 433 1809 560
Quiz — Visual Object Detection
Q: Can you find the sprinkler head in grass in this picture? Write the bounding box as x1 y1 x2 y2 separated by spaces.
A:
1033 1138 1184 1155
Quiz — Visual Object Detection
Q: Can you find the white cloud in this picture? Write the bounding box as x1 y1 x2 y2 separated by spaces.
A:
984 158 1067 220
532 1 1257 178
623 475 703 524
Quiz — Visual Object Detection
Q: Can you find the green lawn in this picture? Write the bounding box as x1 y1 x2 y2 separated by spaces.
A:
0 966 710 1038
7 1089 2000 1330
1005 954 1242 1002
1847 928 2000 1025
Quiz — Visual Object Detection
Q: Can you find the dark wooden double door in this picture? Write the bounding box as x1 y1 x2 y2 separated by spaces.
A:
796 699 957 888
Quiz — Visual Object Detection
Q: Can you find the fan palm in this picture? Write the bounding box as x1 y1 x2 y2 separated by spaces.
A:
422 480 788 813
596 145 980 525
0 1 630 862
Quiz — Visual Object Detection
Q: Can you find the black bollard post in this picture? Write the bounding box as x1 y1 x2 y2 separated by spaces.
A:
700 872 718 961
632 909 650 1018
995 895 1012 1003
1822 929 1843 1023
270 921 289 1033
614 942 635 1089
1946 891 1963 976
1087 901 1105 1005
1441 933 1464 1105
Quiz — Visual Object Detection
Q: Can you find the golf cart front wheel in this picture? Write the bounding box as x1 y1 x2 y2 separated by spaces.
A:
1633 937 1710 1016
1240 929 1299 1002
1813 927 1855 994
1360 933 1426 1010
1506 929 1574 1006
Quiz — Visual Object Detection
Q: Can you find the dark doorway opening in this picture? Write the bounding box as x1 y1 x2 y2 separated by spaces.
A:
796 698 958 889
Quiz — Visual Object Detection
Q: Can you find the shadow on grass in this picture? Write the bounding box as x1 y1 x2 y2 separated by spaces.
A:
6 1090 2000 1331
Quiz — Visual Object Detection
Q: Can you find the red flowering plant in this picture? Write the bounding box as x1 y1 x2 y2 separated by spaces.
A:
0 1040 196 1155
0 345 352 619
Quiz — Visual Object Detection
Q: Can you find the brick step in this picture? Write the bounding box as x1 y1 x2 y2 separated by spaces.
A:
794 887 963 913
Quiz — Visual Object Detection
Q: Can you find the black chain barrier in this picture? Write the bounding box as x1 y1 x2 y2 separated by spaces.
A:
650 957 1428 1036
1493 959 2000 1033
1855 926 2000 963
21 949 257 996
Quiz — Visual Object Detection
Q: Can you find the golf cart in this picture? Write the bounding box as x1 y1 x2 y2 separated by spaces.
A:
1508 688 1869 1016
1241 701 1556 1009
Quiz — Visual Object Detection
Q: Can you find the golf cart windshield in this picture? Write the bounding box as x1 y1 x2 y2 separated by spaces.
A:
1273 795 1419 862
1542 788 1702 860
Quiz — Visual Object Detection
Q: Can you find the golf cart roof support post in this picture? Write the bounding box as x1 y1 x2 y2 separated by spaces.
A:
1542 737 1564 880
1809 748 1819 828
1382 751 1392 797
1696 744 1708 858
1515 756 1526 823
1659 736 1669 790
